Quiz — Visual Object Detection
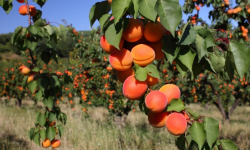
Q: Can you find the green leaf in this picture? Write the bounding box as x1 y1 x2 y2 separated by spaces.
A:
204 117 219 149
33 132 40 146
111 0 131 24
28 81 37 93
162 35 179 63
178 48 196 73
145 64 160 78
220 139 238 150
189 122 206 150
186 108 200 120
178 23 196 45
46 126 56 141
105 20 124 49
26 40 38 51
51 75 60 87
28 128 35 140
48 112 56 122
229 41 250 79
40 129 46 141
167 99 185 112
176 59 188 77
33 0 47 7
43 97 54 110
28 25 40 35
44 25 54 35
138 0 157 21
208 51 225 73
176 135 186 150
196 34 207 62
37 112 46 126
57 125 63 137
41 51 51 64
156 0 182 36
89 1 111 27
135 66 147 81
99 14 111 31
2 1 13 14
11 26 22 44
132 0 139 18
197 28 215 48
225 51 235 80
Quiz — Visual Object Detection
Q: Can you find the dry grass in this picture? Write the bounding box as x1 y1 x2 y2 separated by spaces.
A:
0 99 249 150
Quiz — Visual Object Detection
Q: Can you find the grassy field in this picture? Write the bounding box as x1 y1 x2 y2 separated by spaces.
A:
0 99 249 150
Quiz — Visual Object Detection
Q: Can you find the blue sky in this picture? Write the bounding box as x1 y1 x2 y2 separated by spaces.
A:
0 0 214 34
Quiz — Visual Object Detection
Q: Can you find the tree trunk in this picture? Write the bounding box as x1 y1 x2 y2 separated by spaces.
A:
16 98 22 107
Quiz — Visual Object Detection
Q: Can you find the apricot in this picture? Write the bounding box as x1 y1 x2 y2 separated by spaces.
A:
122 75 148 100
27 73 36 83
51 139 61 148
108 0 112 4
166 112 187 136
116 67 134 83
131 44 155 66
18 5 36 16
148 41 164 60
144 21 165 42
109 48 133 71
122 18 144 42
145 90 168 113
247 8 250 14
19 65 31 75
100 35 124 53
146 75 159 86
17 0 25 3
42 139 51 148
148 111 169 128
159 84 181 105
227 9 233 15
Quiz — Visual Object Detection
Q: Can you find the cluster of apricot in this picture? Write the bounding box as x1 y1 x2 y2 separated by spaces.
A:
227 6 242 16
100 18 166 84
17 0 36 17
100 18 189 136
42 139 61 148
190 14 198 25
19 65 37 83
240 26 249 41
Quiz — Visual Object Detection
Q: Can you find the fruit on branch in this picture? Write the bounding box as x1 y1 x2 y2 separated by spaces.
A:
116 67 134 83
144 21 165 42
122 75 148 100
131 44 155 66
108 0 112 4
148 111 169 128
17 0 25 3
100 35 124 53
18 5 37 16
148 41 164 60
195 5 200 11
19 65 31 75
165 112 187 136
122 18 144 42
109 48 133 71
42 139 51 148
51 139 61 148
27 73 37 83
145 90 168 113
159 84 181 105
146 75 159 86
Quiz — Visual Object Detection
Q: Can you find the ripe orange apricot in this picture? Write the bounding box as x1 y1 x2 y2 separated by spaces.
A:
144 21 165 42
27 73 36 83
131 44 155 66
51 139 61 148
146 75 159 86
18 5 36 16
19 65 31 75
122 18 144 42
116 67 134 83
109 48 133 71
108 0 112 4
148 41 164 60
247 8 250 14
166 112 187 136
122 75 148 100
227 9 233 15
100 35 124 53
145 90 168 113
148 111 169 128
159 84 181 105
42 139 51 148
17 0 25 3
